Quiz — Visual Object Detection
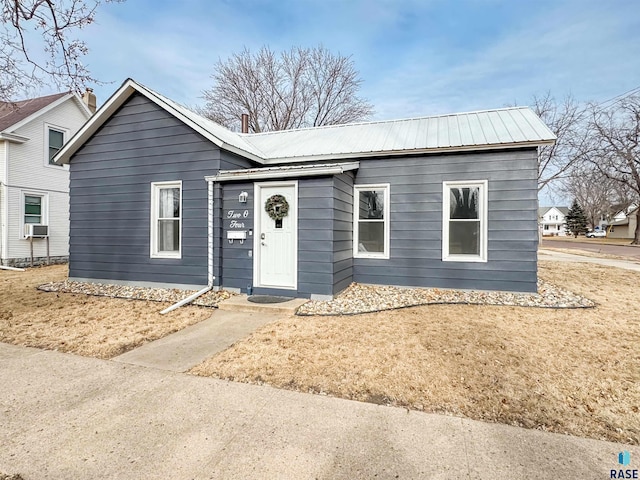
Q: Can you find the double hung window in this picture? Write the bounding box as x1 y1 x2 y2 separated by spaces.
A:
354 184 390 258
443 181 487 262
151 182 182 258
47 127 65 165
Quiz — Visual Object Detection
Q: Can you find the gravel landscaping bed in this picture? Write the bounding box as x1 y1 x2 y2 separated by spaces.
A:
296 279 595 316
38 280 234 307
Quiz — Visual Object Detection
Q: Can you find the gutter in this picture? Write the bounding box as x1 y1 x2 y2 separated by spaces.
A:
160 179 216 314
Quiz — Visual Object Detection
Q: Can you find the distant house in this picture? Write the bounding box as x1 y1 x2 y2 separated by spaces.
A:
55 79 556 297
538 206 569 236
0 91 94 266
608 205 638 239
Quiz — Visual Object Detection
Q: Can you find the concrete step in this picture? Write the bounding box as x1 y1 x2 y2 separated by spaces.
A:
217 294 308 315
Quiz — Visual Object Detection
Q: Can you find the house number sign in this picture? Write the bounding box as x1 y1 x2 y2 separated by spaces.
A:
226 210 249 229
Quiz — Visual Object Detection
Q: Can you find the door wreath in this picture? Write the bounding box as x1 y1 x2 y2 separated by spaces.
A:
265 194 289 221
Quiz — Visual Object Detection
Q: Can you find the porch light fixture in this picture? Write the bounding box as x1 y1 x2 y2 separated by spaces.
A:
239 191 248 203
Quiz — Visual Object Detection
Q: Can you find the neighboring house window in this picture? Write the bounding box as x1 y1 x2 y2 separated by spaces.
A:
150 181 182 258
22 192 47 238
544 225 549 230
353 184 390 258
47 127 65 165
442 180 488 262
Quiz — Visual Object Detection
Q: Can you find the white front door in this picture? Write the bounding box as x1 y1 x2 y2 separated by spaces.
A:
254 182 297 289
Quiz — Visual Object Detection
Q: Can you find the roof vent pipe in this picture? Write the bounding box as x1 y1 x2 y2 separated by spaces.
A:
241 113 249 133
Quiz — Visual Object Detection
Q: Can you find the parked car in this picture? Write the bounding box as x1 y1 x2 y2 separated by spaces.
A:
586 230 607 238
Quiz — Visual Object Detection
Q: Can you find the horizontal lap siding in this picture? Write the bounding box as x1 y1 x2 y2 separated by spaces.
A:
333 173 354 294
220 182 254 290
221 177 338 298
298 177 334 296
69 93 220 286
353 149 539 293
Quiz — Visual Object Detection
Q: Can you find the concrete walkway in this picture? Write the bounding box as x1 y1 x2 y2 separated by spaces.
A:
1 343 638 480
113 310 282 372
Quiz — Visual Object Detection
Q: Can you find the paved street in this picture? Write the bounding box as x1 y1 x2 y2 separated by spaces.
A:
541 238 640 260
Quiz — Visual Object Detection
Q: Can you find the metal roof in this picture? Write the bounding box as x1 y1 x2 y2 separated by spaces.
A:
55 79 556 166
241 107 556 163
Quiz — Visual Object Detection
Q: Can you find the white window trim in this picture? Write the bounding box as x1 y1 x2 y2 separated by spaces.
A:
442 180 488 263
353 183 390 259
43 123 69 168
150 181 182 259
20 190 48 239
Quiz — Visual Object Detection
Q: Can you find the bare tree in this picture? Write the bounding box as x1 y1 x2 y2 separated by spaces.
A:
562 165 633 228
199 46 374 133
1 0 121 101
588 95 640 244
531 92 590 192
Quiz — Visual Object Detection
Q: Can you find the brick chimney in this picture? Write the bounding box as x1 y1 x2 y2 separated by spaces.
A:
81 87 97 113
241 113 249 133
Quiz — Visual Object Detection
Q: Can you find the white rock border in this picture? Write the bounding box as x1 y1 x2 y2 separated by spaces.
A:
37 280 234 308
296 280 595 316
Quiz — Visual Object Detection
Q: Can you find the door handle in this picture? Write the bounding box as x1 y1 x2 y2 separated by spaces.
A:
261 241 266 246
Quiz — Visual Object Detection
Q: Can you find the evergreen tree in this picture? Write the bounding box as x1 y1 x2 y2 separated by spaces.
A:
565 200 588 237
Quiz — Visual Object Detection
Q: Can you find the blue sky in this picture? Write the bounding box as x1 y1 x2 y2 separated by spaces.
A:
75 0 640 120
40 0 640 204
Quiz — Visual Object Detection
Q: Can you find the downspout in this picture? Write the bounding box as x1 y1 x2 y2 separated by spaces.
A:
160 178 216 314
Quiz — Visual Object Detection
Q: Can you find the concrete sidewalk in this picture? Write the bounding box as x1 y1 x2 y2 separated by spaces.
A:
1 343 637 479
539 248 640 272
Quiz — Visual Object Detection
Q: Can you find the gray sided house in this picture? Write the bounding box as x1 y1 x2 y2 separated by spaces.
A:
56 79 556 298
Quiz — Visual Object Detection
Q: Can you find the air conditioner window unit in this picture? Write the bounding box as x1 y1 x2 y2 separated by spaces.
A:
24 224 49 238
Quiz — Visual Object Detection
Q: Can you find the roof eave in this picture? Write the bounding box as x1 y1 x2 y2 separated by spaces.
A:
0 132 29 143
54 79 265 165
259 139 555 165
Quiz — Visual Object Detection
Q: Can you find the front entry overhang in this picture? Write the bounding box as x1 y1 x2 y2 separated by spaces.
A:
205 161 359 183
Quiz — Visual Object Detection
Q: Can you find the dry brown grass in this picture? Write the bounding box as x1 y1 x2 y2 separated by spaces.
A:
0 265 211 358
192 261 640 444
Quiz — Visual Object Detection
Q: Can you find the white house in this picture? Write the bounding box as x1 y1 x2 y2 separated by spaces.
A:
538 206 569 236
0 90 94 266
608 205 638 239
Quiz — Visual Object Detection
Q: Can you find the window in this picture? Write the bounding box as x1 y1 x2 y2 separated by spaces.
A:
47 127 65 165
21 192 47 238
443 180 488 262
354 184 390 258
24 195 43 224
150 181 182 258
